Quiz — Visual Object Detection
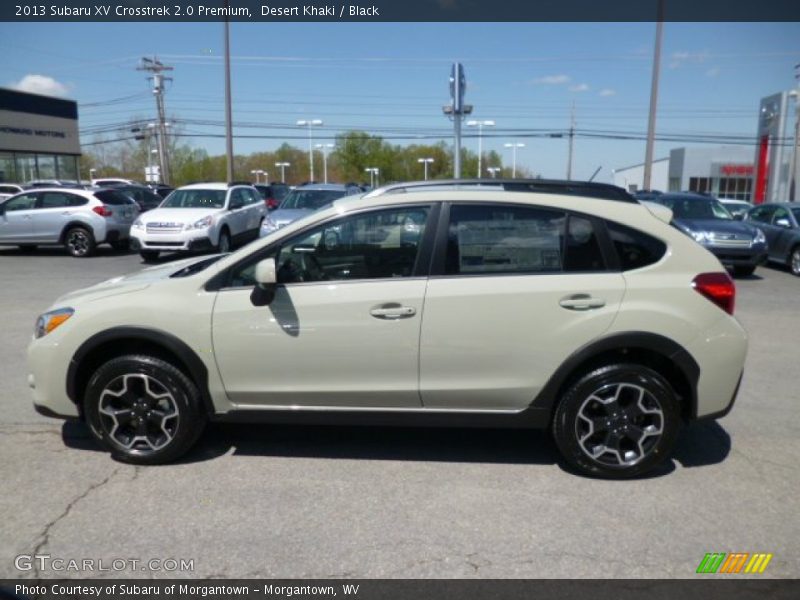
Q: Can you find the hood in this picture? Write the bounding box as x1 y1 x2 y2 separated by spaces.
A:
52 255 214 307
673 218 756 236
269 208 313 226
139 207 224 224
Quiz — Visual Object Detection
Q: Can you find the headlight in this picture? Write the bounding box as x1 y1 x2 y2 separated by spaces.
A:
132 219 143 230
753 228 766 244
35 308 74 339
186 215 213 230
690 230 708 244
260 217 278 233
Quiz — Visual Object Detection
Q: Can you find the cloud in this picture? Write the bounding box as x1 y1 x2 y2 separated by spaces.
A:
533 74 571 85
568 83 590 92
10 74 70 97
599 88 616 97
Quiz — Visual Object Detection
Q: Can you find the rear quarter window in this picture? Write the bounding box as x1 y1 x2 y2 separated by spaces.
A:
605 221 666 271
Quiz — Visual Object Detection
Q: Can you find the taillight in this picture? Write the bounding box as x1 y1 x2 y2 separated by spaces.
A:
92 205 113 217
692 272 735 315
266 198 278 209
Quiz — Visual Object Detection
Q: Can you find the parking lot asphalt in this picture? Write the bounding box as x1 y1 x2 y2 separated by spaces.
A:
0 246 798 579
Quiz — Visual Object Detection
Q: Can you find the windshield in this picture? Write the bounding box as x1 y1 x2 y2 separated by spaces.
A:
278 189 345 211
161 189 226 209
660 196 733 220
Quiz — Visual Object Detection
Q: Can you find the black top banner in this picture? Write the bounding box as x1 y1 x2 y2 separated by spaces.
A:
2 0 800 22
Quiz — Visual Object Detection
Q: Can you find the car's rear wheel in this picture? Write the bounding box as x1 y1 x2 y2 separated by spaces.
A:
84 355 207 465
64 226 95 257
552 364 681 479
733 265 755 277
790 246 800 277
140 250 159 262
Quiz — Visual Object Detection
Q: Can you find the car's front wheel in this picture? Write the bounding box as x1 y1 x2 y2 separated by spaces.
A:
790 246 800 277
84 355 207 465
552 363 681 479
217 228 231 253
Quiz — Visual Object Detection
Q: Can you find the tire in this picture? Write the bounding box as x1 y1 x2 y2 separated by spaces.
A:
790 246 800 277
552 363 681 479
140 250 159 262
733 265 755 277
217 228 231 253
64 226 96 257
83 355 207 465
110 239 130 252
18 245 37 252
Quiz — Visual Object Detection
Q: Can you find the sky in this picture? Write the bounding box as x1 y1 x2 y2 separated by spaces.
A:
1 21 799 183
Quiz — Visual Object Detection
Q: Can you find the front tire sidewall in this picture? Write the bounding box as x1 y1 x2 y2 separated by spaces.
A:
791 247 800 277
84 355 206 465
553 364 681 479
217 229 231 253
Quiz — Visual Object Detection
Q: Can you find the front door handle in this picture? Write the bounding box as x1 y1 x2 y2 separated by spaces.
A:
370 303 417 320
559 294 606 311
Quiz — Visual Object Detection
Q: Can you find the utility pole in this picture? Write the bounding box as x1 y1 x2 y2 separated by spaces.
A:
138 56 173 185
223 3 235 183
791 64 800 202
443 63 473 178
567 102 575 180
643 0 664 191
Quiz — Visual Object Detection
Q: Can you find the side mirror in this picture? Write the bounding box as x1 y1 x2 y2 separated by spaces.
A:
250 258 277 306
775 218 791 228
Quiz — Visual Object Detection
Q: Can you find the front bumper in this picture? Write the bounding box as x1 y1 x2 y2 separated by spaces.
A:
706 244 768 268
130 229 214 252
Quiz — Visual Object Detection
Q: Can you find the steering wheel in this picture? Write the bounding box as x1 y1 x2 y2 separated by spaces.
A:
299 252 326 281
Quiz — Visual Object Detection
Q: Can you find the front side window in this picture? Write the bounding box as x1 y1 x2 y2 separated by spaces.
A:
3 194 37 211
228 206 430 287
748 206 775 224
445 204 564 275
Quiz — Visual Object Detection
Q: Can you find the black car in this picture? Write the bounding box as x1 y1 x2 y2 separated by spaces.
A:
253 183 289 210
649 192 768 277
744 202 800 277
148 183 175 199
114 184 164 212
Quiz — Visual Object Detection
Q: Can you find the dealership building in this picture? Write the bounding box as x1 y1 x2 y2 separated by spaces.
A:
0 88 81 183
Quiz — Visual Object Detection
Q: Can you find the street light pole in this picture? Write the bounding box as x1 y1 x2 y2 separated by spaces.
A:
504 142 525 178
487 167 500 179
275 162 290 183
297 119 323 181
643 0 664 191
467 120 495 178
417 157 434 180
223 2 234 184
250 169 260 184
315 143 334 183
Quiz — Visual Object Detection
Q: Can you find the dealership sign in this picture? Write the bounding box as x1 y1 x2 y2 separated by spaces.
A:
0 88 80 155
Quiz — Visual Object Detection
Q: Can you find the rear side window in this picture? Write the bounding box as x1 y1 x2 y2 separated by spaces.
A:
445 204 564 275
39 192 87 208
606 221 666 271
94 190 135 206
564 215 605 272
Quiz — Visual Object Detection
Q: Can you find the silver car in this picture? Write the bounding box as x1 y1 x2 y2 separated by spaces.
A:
0 187 139 257
260 183 362 236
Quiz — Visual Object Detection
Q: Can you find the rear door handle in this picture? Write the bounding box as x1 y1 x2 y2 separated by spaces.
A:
370 304 417 320
559 294 606 311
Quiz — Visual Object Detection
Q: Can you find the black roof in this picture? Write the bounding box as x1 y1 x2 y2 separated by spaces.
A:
368 179 637 203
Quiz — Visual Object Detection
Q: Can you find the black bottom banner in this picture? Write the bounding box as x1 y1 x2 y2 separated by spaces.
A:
2 579 799 600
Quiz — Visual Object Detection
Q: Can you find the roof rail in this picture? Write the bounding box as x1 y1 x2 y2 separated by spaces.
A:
363 178 637 203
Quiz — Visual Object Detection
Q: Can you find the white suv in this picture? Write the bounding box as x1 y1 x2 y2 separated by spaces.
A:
130 183 266 261
28 180 747 478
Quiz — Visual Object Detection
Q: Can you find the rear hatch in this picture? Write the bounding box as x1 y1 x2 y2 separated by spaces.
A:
93 189 138 224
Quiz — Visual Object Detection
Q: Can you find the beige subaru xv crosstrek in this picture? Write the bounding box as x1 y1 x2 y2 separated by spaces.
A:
28 180 747 478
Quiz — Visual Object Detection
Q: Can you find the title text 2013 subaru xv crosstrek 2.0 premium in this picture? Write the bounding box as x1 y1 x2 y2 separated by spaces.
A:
28 180 747 478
